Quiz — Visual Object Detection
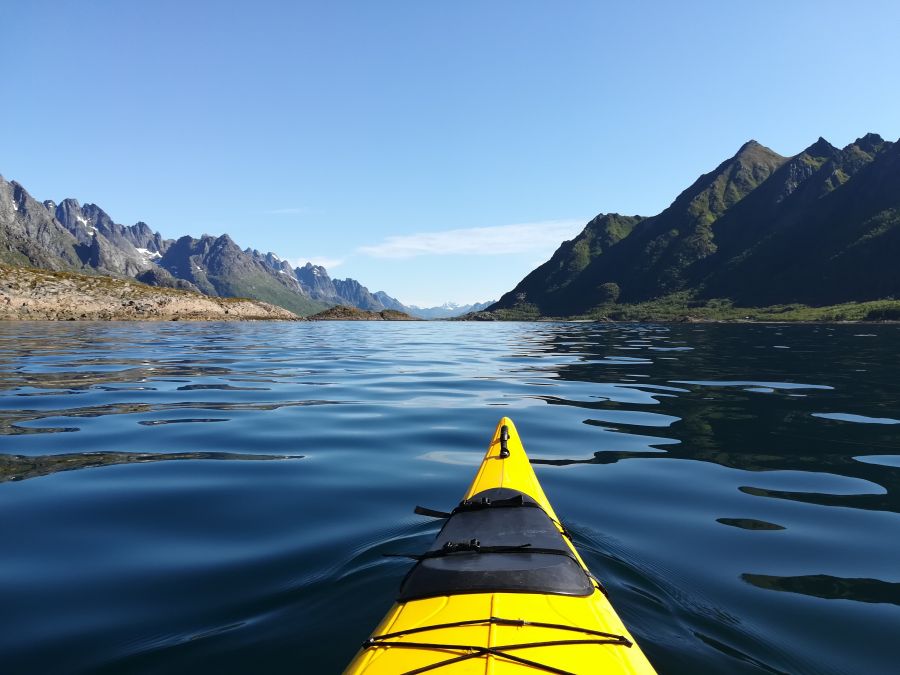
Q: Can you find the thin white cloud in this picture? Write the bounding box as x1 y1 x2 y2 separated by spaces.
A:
357 220 585 259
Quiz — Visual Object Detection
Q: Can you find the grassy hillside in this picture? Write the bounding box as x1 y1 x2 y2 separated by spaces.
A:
469 293 900 322
486 134 899 320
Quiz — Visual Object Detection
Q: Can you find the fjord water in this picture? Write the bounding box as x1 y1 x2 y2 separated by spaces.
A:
1 322 898 675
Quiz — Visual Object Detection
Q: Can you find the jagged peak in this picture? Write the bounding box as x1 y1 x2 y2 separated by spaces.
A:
800 136 838 158
850 133 888 155
81 203 114 223
733 139 784 163
587 211 644 225
211 233 239 249
334 277 364 287
857 132 884 144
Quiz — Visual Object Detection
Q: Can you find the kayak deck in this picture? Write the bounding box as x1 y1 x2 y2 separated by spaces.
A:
344 417 656 674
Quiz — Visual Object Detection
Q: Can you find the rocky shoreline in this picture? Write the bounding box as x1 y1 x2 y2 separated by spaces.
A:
0 265 299 321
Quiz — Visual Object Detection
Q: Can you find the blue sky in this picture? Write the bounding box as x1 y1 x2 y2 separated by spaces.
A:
5 1 900 306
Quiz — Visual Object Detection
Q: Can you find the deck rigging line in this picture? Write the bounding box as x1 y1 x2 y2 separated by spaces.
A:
362 615 632 675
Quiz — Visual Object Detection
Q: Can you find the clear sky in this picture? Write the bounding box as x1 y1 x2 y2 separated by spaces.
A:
5 1 900 306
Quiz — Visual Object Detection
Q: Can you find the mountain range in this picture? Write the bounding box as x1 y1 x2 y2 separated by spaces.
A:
485 133 900 317
0 176 489 318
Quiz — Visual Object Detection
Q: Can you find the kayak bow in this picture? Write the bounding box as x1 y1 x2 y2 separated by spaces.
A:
344 417 657 674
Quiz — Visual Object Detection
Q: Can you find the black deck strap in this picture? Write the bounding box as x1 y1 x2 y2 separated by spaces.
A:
364 615 631 644
362 616 632 675
376 641 584 675
455 493 530 511
414 495 533 519
499 425 510 458
413 505 453 519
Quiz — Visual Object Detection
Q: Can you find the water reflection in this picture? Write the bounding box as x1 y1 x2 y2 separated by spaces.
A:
0 399 350 435
716 518 785 531
1 321 898 675
742 574 900 606
0 451 301 483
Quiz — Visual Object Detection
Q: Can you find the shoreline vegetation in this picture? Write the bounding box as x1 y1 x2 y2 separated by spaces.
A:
464 293 900 323
2 263 898 324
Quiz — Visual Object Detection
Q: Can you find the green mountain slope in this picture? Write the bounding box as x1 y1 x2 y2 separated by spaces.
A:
487 133 899 318
494 213 643 316
704 136 899 305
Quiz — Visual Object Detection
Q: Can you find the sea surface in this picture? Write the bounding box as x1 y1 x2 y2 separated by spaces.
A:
1 321 898 674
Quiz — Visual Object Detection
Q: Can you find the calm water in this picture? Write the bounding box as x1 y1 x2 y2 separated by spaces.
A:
1 321 898 674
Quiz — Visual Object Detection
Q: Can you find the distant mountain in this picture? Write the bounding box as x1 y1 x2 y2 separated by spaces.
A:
1 181 81 270
332 278 385 311
158 235 323 316
372 290 407 312
0 173 410 317
284 260 491 318
294 262 342 304
486 133 900 317
291 262 405 311
407 300 496 319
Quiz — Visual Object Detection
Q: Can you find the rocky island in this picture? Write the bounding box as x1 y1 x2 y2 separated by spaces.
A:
308 305 419 320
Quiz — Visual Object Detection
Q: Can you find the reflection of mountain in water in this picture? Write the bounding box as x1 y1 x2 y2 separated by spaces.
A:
716 518 785 531
523 324 900 514
0 451 302 483
0 399 347 435
743 573 900 606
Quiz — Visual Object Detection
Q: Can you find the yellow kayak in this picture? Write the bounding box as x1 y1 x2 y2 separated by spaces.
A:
344 417 657 674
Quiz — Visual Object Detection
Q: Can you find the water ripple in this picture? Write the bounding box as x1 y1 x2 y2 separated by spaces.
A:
0 321 898 675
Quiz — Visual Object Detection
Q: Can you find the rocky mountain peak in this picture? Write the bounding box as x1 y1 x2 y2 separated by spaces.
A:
732 139 785 164
215 233 236 247
332 278 384 311
736 139 762 154
799 137 839 162
852 133 888 155
295 262 337 300
54 199 99 244
1 172 403 318
131 221 153 238
300 261 327 275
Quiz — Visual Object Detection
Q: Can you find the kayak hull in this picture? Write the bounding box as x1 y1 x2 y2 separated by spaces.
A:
344 417 656 674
